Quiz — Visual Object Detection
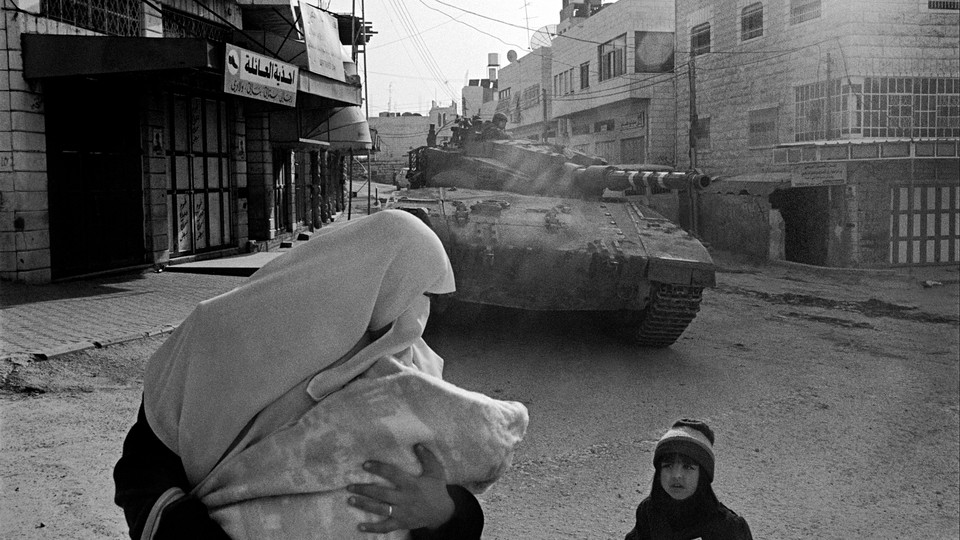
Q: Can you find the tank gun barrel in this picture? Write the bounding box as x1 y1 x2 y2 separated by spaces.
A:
572 165 711 194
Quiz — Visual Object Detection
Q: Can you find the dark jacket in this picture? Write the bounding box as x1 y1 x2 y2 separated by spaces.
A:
625 497 753 540
625 469 752 540
114 403 483 540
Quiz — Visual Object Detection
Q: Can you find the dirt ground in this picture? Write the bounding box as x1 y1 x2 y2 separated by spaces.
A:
2 254 958 540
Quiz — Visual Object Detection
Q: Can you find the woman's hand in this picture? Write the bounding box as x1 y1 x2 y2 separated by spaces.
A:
347 444 455 533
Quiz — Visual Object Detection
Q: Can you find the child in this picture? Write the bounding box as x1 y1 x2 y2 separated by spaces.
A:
624 419 753 540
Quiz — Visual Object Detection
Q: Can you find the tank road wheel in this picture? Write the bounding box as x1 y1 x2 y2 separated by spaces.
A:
616 283 704 348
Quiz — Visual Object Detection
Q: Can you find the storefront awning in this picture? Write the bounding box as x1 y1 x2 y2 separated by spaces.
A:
22 34 220 79
304 106 372 151
21 34 361 107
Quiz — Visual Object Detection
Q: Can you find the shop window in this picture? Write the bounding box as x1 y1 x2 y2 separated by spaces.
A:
690 23 711 57
598 34 627 81
748 107 778 147
741 3 763 41
790 0 820 24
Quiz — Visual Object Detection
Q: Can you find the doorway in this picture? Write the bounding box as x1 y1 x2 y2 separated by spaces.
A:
45 78 145 279
166 93 233 256
769 186 830 266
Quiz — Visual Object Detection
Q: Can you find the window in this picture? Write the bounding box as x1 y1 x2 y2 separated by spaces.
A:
598 34 627 81
40 0 142 36
499 88 511 101
741 3 763 41
580 62 590 89
795 76 960 141
554 69 575 96
748 107 778 147
635 31 675 73
928 1 959 9
521 84 541 109
690 23 711 57
790 0 820 24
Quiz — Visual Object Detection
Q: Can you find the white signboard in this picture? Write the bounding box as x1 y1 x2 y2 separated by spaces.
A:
792 162 847 187
300 2 346 81
224 44 298 107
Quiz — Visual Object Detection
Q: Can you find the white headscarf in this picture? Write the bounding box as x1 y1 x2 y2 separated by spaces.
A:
143 210 456 483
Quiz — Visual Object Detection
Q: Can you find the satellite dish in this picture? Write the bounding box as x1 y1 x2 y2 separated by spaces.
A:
507 50 518 63
529 24 557 50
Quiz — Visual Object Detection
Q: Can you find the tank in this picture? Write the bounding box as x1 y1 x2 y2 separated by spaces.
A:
384 137 715 347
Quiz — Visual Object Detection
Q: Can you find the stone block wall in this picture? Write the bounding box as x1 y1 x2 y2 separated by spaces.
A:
700 191 773 258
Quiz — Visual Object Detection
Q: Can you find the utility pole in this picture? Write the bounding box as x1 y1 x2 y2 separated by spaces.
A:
542 88 549 142
686 54 700 236
687 55 698 170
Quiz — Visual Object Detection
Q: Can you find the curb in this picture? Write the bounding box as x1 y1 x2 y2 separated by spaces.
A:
0 325 179 364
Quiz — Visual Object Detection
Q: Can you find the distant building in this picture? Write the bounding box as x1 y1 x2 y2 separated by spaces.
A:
676 0 960 267
496 47 554 142
367 101 457 180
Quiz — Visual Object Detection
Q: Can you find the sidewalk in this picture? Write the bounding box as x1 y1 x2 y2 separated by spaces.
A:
0 192 391 362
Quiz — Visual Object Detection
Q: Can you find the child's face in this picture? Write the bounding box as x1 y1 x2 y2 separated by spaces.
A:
659 454 700 501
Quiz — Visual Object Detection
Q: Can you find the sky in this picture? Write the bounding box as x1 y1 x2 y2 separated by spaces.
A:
328 0 563 117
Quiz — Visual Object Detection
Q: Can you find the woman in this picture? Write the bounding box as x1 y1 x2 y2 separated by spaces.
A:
115 210 528 539
624 419 753 540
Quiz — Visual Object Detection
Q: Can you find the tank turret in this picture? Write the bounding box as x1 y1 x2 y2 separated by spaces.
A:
408 139 710 197
392 135 716 348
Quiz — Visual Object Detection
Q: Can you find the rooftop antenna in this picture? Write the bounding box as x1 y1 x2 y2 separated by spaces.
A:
387 82 393 113
521 1 531 46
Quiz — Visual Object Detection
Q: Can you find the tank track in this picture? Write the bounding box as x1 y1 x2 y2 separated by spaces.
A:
623 283 704 348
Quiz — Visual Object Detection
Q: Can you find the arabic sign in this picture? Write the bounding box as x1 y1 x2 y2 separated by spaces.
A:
224 44 298 107
300 2 346 81
792 162 847 187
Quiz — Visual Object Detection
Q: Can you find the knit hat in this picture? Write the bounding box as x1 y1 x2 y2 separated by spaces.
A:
653 419 716 483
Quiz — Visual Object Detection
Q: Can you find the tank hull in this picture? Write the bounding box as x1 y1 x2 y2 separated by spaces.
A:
386 187 714 313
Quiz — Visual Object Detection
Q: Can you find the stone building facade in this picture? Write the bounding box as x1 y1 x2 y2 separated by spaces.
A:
551 0 678 166
1 0 368 283
675 0 959 267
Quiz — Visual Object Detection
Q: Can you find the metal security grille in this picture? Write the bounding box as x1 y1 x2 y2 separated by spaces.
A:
890 185 960 265
795 77 960 141
162 6 232 42
40 0 142 36
929 1 959 9
790 0 821 25
741 3 763 41
690 23 711 57
167 94 234 255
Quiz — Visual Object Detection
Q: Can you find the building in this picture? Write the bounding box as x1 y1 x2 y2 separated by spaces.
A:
366 100 458 181
675 0 960 267
462 77 498 120
1 0 371 283
495 46 554 142
551 0 678 165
